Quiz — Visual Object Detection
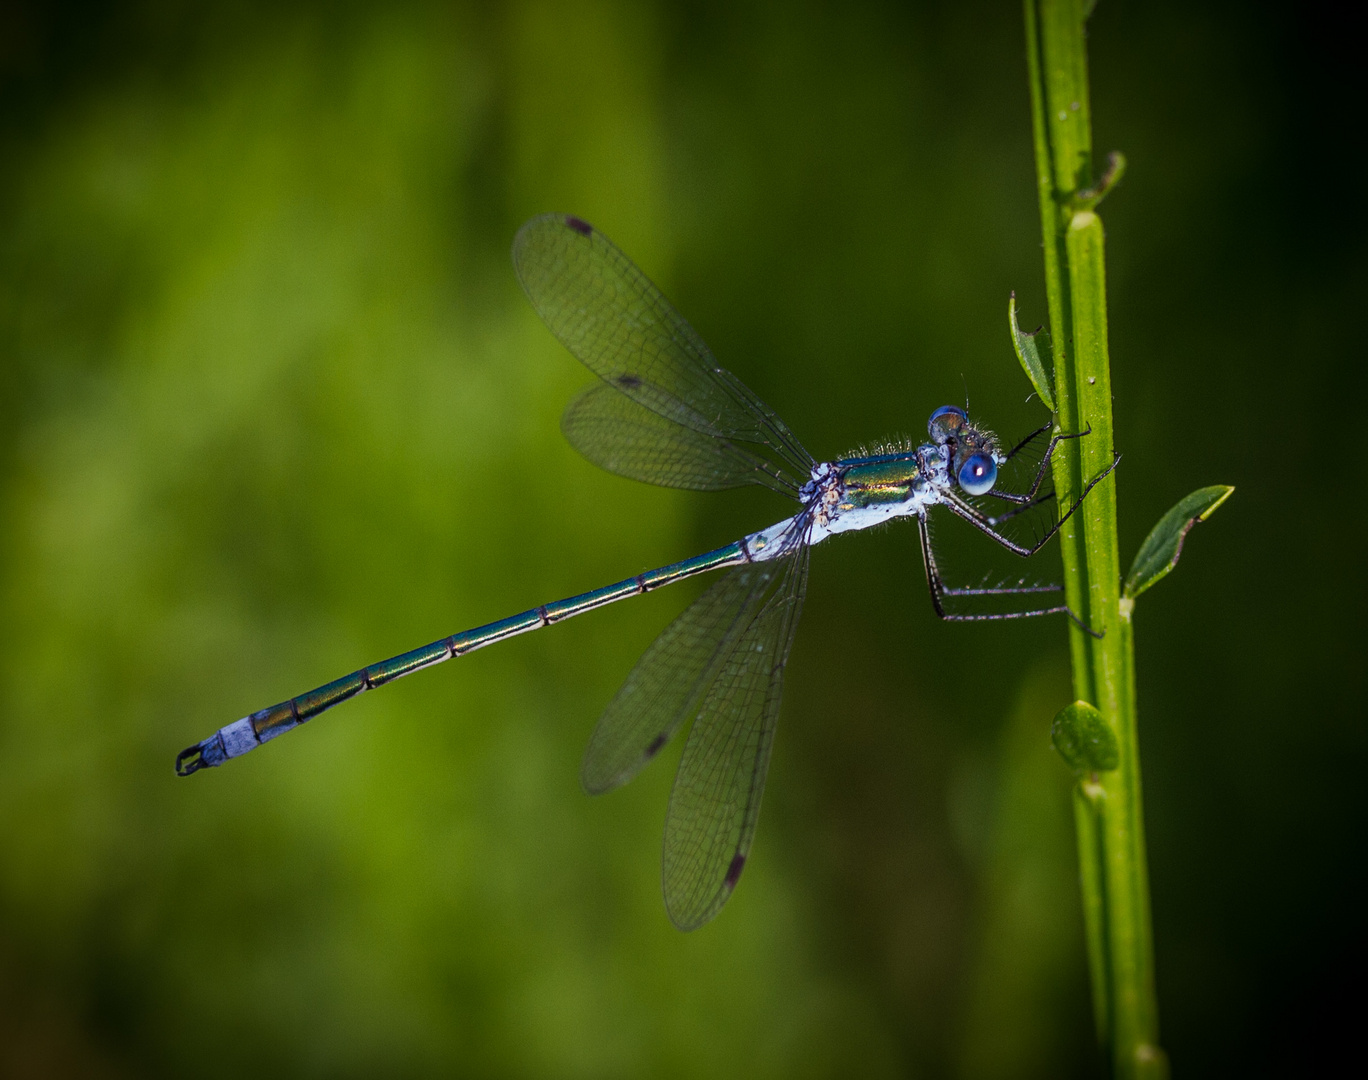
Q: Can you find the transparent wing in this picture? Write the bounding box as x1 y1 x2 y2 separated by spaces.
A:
562 383 796 494
513 213 814 491
581 559 782 795
662 542 810 931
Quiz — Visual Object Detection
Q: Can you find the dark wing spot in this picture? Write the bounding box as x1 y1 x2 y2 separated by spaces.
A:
615 373 643 390
565 215 593 236
724 853 746 889
645 733 667 758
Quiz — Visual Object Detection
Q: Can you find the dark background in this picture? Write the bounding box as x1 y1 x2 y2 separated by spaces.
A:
1 1 1361 1076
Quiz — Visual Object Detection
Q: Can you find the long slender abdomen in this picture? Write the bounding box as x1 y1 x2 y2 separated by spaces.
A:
174 539 754 775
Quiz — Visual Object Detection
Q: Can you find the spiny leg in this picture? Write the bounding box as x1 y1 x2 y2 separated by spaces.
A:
987 490 1056 528
1003 420 1052 462
987 423 1094 507
944 452 1119 557
915 514 1097 631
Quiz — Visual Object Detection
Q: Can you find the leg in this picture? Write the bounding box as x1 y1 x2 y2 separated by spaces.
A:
916 515 1101 634
944 453 1119 557
987 423 1093 507
1003 420 1052 462
988 490 1056 527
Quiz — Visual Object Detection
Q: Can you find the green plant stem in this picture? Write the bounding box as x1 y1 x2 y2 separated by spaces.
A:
1023 1 1166 1076
1072 779 1110 1046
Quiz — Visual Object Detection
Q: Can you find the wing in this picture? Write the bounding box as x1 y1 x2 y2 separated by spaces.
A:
562 383 796 494
662 542 809 930
513 213 814 491
581 559 783 795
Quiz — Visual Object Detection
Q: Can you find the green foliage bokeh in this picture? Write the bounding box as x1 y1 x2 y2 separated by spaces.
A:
0 1 1360 1076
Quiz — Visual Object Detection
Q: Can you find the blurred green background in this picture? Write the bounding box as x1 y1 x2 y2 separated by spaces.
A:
0 1 1361 1075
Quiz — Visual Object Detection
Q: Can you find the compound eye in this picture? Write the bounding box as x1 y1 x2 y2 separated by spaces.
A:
928 405 968 441
957 452 997 495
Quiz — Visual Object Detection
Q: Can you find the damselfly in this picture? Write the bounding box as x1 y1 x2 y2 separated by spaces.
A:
176 213 1116 930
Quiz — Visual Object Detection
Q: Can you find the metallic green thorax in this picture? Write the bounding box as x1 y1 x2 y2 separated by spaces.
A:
837 452 924 509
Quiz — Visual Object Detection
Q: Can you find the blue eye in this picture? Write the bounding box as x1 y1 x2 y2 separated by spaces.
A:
957 452 997 495
928 405 968 441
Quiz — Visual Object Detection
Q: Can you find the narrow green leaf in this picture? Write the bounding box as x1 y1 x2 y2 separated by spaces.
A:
1008 292 1056 412
1123 485 1235 600
1052 700 1119 773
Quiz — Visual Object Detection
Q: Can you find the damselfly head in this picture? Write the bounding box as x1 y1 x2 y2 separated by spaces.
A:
927 405 1003 495
956 451 998 495
927 404 969 443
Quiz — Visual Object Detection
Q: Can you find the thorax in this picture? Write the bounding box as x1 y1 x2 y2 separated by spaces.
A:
744 445 949 560
804 447 946 543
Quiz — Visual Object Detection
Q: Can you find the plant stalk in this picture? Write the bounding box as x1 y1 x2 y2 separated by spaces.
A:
1023 1 1166 1075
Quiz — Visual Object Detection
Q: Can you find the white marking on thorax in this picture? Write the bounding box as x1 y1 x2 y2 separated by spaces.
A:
808 492 935 546
745 456 945 560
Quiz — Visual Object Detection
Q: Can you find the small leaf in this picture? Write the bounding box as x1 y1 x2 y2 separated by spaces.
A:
1123 485 1235 600
1071 151 1127 212
1009 292 1055 412
1051 701 1118 773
